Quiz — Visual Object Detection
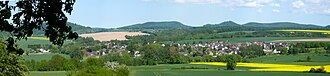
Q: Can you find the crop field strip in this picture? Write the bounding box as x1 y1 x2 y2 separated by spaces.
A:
274 30 330 34
190 62 330 72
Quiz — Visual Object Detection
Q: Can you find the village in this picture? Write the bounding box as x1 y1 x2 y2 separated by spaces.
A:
86 40 290 58
28 40 290 58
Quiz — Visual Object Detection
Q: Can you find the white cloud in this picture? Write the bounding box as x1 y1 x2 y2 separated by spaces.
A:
291 0 330 15
174 0 221 4
292 0 305 8
305 0 320 3
270 3 280 7
279 0 288 2
175 0 185 3
272 9 280 13
173 0 274 8
243 1 259 7
324 8 330 14
240 0 273 8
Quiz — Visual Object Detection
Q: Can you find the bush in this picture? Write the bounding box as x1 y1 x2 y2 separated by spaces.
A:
0 50 28 76
226 61 236 70
84 57 104 67
307 67 327 73
74 62 129 76
225 55 242 70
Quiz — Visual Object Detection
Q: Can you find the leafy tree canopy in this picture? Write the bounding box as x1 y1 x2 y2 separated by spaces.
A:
0 0 78 55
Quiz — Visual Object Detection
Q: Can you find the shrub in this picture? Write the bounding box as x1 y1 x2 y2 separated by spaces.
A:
307 67 327 73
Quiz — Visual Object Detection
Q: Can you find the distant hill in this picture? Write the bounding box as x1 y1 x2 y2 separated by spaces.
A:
67 22 95 34
31 21 329 36
33 22 95 36
242 22 323 29
202 21 324 29
326 25 330 28
203 21 241 27
118 21 191 30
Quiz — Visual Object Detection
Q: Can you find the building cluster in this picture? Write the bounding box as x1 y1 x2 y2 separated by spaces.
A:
86 40 290 57
174 40 290 57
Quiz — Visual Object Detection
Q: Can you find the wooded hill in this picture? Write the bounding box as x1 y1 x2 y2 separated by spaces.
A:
118 21 192 30
30 21 329 36
119 21 327 30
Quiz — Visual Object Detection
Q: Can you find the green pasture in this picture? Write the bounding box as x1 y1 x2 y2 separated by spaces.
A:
172 37 311 44
23 53 70 61
248 53 330 66
29 71 66 76
131 64 329 76
218 31 255 34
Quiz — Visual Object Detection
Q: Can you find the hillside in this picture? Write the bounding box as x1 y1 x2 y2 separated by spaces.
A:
31 21 329 37
203 21 241 27
118 21 191 30
67 22 95 34
326 25 330 28
242 22 323 29
33 22 96 36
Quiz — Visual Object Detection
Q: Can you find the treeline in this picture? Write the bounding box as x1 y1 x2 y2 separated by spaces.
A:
24 55 79 71
289 42 330 54
101 44 249 66
126 26 330 43
24 55 129 76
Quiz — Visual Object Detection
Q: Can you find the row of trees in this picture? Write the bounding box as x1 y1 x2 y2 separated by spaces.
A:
24 55 129 76
287 42 330 54
24 55 80 71
101 44 247 67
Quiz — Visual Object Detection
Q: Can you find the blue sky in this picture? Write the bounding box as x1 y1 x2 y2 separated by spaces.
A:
67 0 330 28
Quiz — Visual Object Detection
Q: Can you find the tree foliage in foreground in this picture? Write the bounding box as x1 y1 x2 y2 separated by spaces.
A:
0 0 78 55
0 40 28 76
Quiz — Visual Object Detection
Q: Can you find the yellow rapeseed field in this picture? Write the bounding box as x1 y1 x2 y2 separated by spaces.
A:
274 30 330 34
190 62 330 72
29 37 49 40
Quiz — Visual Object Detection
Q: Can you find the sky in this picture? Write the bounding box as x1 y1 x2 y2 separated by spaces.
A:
66 0 330 28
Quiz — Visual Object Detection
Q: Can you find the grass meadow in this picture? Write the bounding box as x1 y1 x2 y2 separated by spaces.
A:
23 53 70 61
27 53 330 76
28 71 66 76
172 37 311 44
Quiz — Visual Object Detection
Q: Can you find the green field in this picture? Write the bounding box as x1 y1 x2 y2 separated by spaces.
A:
29 64 329 76
27 53 330 76
131 53 330 76
23 53 70 61
17 38 52 50
29 71 66 76
17 37 73 51
173 37 312 44
218 31 255 34
135 70 329 76
131 64 329 76
248 53 330 66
